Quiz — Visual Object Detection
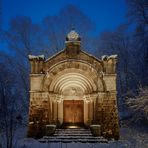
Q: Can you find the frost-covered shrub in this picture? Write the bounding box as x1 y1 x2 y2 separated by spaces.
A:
125 87 148 124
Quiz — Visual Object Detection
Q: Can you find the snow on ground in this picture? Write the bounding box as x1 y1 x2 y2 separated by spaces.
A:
16 140 130 148
0 126 148 148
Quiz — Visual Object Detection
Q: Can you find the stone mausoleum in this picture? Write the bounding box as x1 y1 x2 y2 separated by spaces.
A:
27 29 119 140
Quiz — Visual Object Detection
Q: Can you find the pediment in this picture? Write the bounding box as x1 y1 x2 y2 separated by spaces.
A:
44 49 103 72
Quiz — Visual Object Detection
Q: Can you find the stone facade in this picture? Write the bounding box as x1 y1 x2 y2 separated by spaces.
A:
27 30 119 140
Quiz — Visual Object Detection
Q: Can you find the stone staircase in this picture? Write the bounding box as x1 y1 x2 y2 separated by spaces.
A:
39 128 108 143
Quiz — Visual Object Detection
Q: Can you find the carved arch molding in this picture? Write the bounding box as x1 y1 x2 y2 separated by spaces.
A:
42 60 106 94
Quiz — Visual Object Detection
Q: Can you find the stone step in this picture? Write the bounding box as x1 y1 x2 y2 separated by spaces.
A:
51 132 92 135
56 129 90 132
55 130 91 132
43 136 104 139
39 128 108 143
56 129 90 131
54 133 92 136
55 129 91 132
55 132 92 135
39 138 108 143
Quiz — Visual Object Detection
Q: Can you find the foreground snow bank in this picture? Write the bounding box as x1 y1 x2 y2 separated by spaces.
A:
0 126 148 148
16 139 132 148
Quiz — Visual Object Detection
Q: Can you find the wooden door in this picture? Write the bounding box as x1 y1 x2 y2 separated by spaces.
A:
63 100 84 124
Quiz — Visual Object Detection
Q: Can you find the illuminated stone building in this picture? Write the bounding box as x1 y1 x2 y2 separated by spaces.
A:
28 29 119 139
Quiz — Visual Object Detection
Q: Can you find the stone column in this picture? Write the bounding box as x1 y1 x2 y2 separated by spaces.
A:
86 99 92 126
52 101 54 123
30 61 34 73
92 100 94 122
56 100 58 122
34 60 38 73
48 97 52 124
40 60 44 72
53 100 57 124
88 100 94 123
90 100 93 123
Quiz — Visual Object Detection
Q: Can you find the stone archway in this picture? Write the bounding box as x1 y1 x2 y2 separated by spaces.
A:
42 60 105 126
43 60 105 93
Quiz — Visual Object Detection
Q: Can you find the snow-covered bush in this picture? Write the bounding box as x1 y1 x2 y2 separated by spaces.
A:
125 87 148 124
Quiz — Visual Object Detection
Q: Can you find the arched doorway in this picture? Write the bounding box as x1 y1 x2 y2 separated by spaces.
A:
43 60 102 126
63 100 84 126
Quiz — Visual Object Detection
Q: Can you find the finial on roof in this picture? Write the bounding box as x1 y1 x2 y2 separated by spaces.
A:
65 29 81 55
66 29 81 42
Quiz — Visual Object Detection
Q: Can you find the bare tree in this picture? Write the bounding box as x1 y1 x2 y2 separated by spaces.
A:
4 16 43 58
3 17 45 117
94 25 133 95
126 0 148 57
0 53 18 148
125 87 148 124
126 0 148 29
42 4 95 55
126 0 148 86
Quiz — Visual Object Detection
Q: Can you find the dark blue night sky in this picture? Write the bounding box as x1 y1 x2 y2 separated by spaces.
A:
3 0 127 33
